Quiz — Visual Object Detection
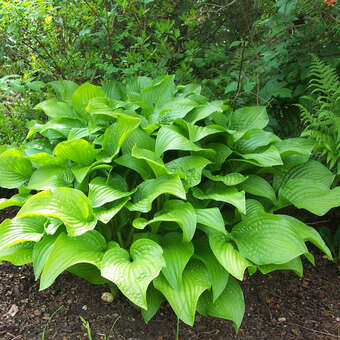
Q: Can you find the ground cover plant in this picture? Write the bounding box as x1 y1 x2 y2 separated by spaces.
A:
0 76 336 332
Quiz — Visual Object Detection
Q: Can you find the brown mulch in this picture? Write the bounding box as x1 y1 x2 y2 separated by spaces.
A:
0 209 339 339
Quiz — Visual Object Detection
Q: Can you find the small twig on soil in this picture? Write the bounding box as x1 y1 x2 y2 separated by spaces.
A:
288 322 339 338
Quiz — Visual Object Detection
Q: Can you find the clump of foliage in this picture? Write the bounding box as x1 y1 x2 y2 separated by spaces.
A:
297 55 340 173
0 77 335 330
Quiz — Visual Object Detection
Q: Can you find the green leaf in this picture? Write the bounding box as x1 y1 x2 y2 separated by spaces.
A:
142 285 165 323
32 234 58 279
132 145 169 177
197 277 244 332
279 179 340 216
49 80 78 105
40 231 106 290
68 263 108 284
0 242 33 265
72 82 105 119
0 216 45 248
35 98 76 119
103 115 141 158
18 188 97 236
196 208 226 235
186 101 224 124
208 231 252 280
133 200 196 242
153 260 211 326
102 79 125 100
0 149 33 189
241 175 276 204
121 127 155 154
234 145 283 167
159 232 194 289
192 182 246 214
127 175 186 213
71 162 111 183
101 239 165 310
230 106 268 130
89 176 132 208
204 170 248 186
54 139 97 166
166 156 211 190
27 167 74 190
94 197 130 224
115 155 153 180
155 125 204 157
0 194 29 210
194 237 229 302
259 257 303 277
231 212 308 265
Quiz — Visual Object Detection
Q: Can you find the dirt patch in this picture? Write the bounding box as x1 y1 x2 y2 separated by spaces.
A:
0 212 339 339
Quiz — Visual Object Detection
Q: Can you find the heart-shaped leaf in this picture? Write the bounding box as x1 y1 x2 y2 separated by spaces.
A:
101 238 165 310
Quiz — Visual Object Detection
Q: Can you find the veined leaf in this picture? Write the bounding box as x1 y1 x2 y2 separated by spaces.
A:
89 176 132 208
259 256 303 277
0 216 45 248
122 127 155 154
18 188 97 236
166 156 211 190
153 260 211 326
68 263 108 285
155 125 204 157
197 277 244 332
186 100 224 124
0 149 33 189
0 242 33 265
94 197 130 224
103 115 141 158
28 152 65 167
40 231 106 290
196 207 226 235
115 154 153 180
0 194 29 210
49 80 78 105
133 200 196 242
72 82 105 119
230 106 268 130
35 98 75 119
231 212 308 265
28 167 74 190
204 170 248 186
194 237 229 302
209 231 252 280
101 238 165 310
279 179 340 216
54 139 97 166
241 175 276 204
127 175 186 213
192 182 246 214
159 232 194 289
71 162 111 183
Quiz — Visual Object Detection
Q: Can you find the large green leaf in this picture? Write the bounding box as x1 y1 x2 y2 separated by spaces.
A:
18 188 97 236
208 231 252 280
186 100 224 124
196 208 226 235
0 149 33 189
230 106 268 130
159 232 194 289
141 285 165 323
72 82 105 119
54 139 97 166
231 212 308 265
49 80 78 105
279 179 340 216
94 197 130 224
115 155 153 180
35 98 76 119
153 260 211 326
197 277 244 332
102 114 141 158
204 170 248 186
71 162 111 183
122 127 155 154
40 231 106 290
155 125 204 157
192 182 246 214
89 176 132 208
101 239 165 310
0 242 33 265
0 216 45 248
241 175 276 204
166 156 211 190
259 256 303 277
127 175 186 213
27 167 74 190
194 237 229 302
68 263 108 285
133 200 196 242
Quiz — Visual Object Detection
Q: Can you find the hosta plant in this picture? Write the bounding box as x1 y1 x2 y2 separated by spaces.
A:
0 76 336 331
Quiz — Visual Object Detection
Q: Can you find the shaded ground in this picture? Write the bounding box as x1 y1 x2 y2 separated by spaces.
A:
0 207 339 339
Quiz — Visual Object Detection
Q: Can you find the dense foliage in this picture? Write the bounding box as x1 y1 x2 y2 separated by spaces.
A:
0 78 335 329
